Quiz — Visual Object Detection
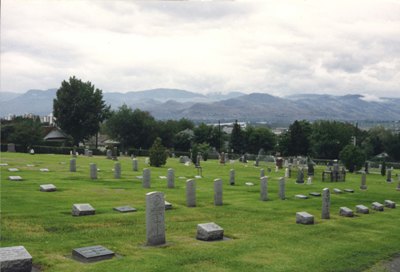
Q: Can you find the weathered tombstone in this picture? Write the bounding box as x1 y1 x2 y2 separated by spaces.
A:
167 168 174 188
146 192 166 246
114 162 121 179
219 152 225 164
344 189 354 193
186 179 196 207
386 169 392 182
276 158 283 169
296 212 314 225
333 188 342 194
0 245 32 272
260 176 268 201
106 149 112 159
214 178 223 206
40 184 56 192
306 176 312 185
72 245 114 262
309 192 321 197
296 168 304 184
288 165 292 178
143 168 151 188
372 202 384 211
356 205 369 214
339 167 346 182
321 188 330 219
260 168 265 178
229 169 235 185
8 176 23 181
7 143 16 152
196 154 201 167
132 158 138 171
284 168 289 178
332 162 339 181
384 200 396 209
70 158 76 172
88 150 93 157
90 163 97 179
360 172 367 190
278 177 285 200
84 149 89 156
196 222 224 241
113 206 137 213
224 153 229 164
339 207 354 217
307 163 314 176
284 159 289 167
72 203 95 216
254 157 259 167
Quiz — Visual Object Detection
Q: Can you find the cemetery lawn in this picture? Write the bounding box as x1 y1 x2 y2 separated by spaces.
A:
1 153 399 272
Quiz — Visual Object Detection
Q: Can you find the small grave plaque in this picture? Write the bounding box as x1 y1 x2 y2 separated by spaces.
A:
339 207 354 217
309 192 321 197
0 163 9 166
8 176 22 181
356 205 369 214
196 222 224 241
72 245 114 262
26 164 34 167
113 206 137 213
0 245 32 272
8 168 19 172
372 202 384 211
72 203 95 216
333 188 342 194
40 184 56 192
384 200 396 209
245 182 254 186
164 201 172 210
40 168 49 172
344 189 354 193
159 176 167 179
295 194 309 199
296 212 314 225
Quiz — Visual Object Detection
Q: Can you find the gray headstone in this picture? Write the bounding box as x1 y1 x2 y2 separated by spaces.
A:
72 245 114 262
309 192 321 197
8 168 19 172
284 168 289 178
167 168 175 188
229 169 235 185
164 201 172 210
106 149 112 159
186 179 196 207
278 177 285 200
84 149 89 156
372 202 384 211
360 172 367 190
296 212 314 225
113 206 137 213
196 222 224 241
143 168 151 188
0 246 32 272
386 169 392 182
90 163 97 179
88 150 93 157
384 200 396 209
8 176 22 181
146 192 166 246
7 143 16 152
72 203 95 216
70 158 76 172
40 184 56 192
339 207 354 217
114 162 121 179
295 194 309 199
333 188 342 194
344 189 354 193
214 178 223 206
321 188 330 219
356 205 369 214
260 176 268 201
132 158 138 171
260 169 265 178
296 168 304 184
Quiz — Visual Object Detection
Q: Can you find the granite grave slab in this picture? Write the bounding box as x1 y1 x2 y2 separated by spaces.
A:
72 245 114 262
40 184 56 192
196 222 224 241
0 246 32 272
72 203 95 216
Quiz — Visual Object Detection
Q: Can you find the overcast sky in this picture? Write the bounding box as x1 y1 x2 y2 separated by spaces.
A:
1 0 400 97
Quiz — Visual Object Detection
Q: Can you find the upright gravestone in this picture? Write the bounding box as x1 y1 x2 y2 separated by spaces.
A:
321 188 330 219
90 163 97 179
114 162 121 179
220 152 225 164
254 157 259 167
196 154 201 167
260 168 265 178
85 149 89 156
306 176 312 185
88 150 93 157
285 168 289 178
167 168 175 188
224 153 229 164
229 169 235 185
214 178 223 206
143 168 151 188
386 169 392 182
146 192 166 246
132 158 138 171
70 158 76 172
0 246 32 272
279 177 285 200
260 176 268 201
7 143 16 152
360 172 367 190
296 168 304 184
106 149 112 159
186 179 196 207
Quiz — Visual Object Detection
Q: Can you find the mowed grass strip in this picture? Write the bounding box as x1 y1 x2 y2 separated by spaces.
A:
1 153 399 272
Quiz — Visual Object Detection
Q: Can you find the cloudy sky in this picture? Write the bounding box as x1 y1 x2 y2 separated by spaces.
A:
1 0 400 97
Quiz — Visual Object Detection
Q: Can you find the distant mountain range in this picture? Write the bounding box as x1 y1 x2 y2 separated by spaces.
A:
1 88 400 123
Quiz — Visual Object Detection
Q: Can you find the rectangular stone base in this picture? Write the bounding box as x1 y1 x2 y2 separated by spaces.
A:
339 207 354 217
296 212 314 225
72 245 114 262
372 202 384 211
72 204 95 216
40 184 56 192
384 200 396 209
356 205 369 214
196 222 224 241
0 246 32 272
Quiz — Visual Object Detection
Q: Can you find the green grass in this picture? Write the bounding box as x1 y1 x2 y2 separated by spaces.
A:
1 153 399 272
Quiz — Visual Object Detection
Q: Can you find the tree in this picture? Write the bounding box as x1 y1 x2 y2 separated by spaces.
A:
279 120 311 156
384 132 400 161
53 76 110 146
339 145 365 173
194 123 213 145
149 137 167 167
7 116 43 149
244 126 276 154
230 120 245 153
381 160 386 176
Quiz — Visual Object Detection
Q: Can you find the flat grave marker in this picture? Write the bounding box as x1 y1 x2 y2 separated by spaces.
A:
72 203 95 216
296 212 314 225
8 168 19 172
113 206 137 213
196 222 224 241
356 205 369 214
72 245 114 262
339 207 354 217
384 200 396 209
40 184 56 192
0 245 32 272
372 202 384 211
8 176 22 181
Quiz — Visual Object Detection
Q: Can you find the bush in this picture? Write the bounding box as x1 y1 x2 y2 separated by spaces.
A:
339 145 365 173
149 137 167 167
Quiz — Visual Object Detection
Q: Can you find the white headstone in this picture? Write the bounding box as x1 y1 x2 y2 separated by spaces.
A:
146 192 166 246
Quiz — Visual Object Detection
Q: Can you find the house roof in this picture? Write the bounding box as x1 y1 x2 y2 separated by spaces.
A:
44 129 67 141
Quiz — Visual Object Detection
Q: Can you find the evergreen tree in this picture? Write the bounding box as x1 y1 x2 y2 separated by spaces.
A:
149 137 167 167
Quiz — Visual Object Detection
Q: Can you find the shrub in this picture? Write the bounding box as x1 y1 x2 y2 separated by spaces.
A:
149 137 167 167
339 145 365 173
